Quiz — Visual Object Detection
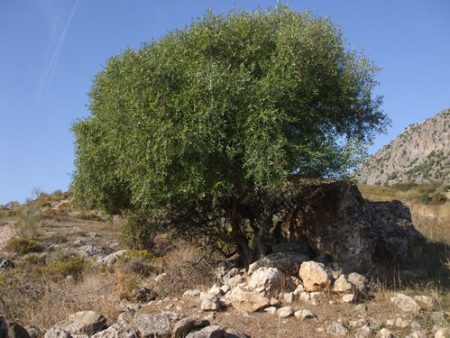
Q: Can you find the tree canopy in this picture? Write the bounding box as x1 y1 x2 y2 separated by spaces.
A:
72 7 387 265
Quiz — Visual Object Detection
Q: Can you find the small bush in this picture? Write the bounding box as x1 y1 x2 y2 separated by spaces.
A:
114 270 139 300
15 205 42 238
430 191 448 205
42 257 87 281
5 238 43 255
420 192 431 204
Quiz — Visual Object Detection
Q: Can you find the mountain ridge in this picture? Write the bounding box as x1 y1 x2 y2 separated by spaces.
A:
358 108 450 185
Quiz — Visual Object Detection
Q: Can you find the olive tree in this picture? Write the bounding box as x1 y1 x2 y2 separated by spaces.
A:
72 7 387 265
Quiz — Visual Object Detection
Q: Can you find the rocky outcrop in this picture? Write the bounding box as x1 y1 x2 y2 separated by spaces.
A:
278 182 425 271
51 311 107 336
358 108 450 185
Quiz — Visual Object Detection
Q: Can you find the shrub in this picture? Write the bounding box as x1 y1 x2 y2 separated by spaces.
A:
42 257 88 281
5 238 43 255
430 191 448 205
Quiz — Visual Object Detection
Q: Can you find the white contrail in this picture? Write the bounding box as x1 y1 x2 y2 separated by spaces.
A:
37 0 80 100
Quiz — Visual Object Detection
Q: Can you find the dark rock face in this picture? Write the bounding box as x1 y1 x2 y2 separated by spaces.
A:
368 200 425 262
278 182 425 272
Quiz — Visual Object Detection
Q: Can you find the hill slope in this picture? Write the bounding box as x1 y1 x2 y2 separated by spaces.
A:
358 108 450 185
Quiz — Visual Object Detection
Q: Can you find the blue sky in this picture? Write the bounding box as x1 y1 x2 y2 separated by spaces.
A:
1 0 449 204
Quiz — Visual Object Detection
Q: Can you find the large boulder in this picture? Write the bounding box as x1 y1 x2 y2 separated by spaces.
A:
51 311 107 336
277 182 425 271
390 293 421 314
247 267 285 295
225 287 270 312
299 261 332 292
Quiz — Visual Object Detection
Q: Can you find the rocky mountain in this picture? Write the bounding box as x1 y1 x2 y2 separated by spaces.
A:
358 108 450 185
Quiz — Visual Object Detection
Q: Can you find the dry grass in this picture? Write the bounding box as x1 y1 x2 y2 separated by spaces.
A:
359 183 450 243
0 271 121 330
154 244 217 297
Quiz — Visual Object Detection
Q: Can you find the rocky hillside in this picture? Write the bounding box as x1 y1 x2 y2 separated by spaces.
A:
358 108 450 185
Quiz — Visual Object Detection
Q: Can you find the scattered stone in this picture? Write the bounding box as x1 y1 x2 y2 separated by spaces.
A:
405 330 427 338
91 323 138 338
325 321 348 337
341 294 355 303
385 319 395 327
377 328 394 338
44 328 73 338
276 306 293 318
355 325 372 338
395 317 411 328
133 312 177 338
294 309 315 320
226 275 242 289
347 273 367 293
132 287 157 303
413 295 433 308
226 287 270 312
52 311 107 335
24 326 40 338
79 245 107 257
248 252 309 275
247 267 285 295
208 284 222 297
283 292 295 304
430 311 448 324
390 293 421 314
292 284 305 295
355 304 368 313
269 298 280 306
435 327 449 338
299 261 331 292
154 273 167 283
349 319 369 328
172 317 210 338
87 232 100 238
299 291 320 306
185 325 225 338
264 307 277 315
95 250 127 267
332 274 352 293
0 258 15 270
201 298 220 312
204 313 216 322
183 289 201 298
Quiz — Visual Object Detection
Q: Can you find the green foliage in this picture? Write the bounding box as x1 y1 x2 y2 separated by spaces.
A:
42 256 87 281
5 238 43 255
72 7 387 263
121 214 158 250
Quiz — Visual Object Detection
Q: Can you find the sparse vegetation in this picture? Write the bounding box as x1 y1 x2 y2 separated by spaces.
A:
5 237 43 255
